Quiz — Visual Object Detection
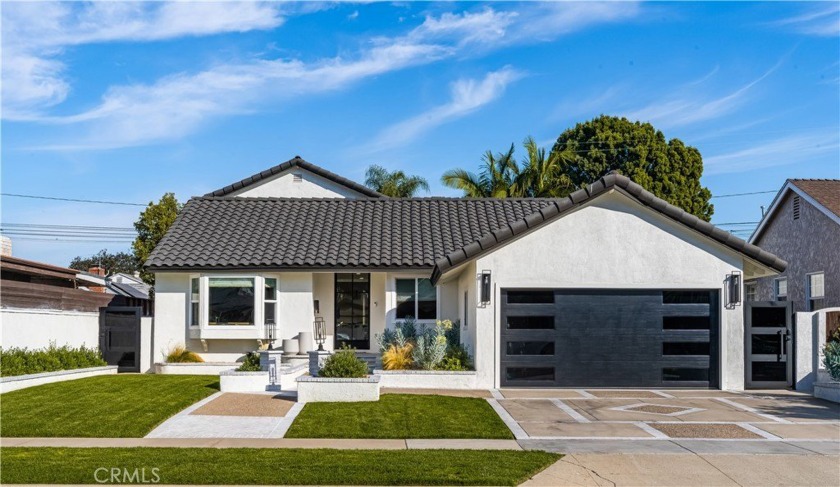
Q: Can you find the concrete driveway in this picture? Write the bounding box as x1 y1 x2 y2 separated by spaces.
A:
489 388 839 454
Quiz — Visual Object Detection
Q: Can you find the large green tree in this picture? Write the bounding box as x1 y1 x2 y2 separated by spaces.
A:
364 165 430 197
133 193 181 284
69 249 140 275
551 115 713 220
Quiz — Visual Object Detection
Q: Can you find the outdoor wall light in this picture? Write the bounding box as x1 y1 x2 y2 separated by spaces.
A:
728 271 742 307
480 270 492 304
313 299 320 314
313 317 327 351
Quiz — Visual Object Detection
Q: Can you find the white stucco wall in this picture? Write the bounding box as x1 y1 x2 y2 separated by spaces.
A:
0 308 100 350
794 307 839 392
229 169 366 199
456 191 748 390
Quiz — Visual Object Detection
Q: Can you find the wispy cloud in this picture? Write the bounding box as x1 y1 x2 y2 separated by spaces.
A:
2 2 286 119
622 58 785 128
5 2 642 150
769 4 839 37
362 67 524 153
704 131 840 175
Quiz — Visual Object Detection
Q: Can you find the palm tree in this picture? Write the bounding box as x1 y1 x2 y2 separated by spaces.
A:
364 165 430 197
519 137 575 197
441 144 525 197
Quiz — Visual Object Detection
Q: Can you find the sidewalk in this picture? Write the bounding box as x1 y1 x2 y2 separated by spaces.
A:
1 437 522 450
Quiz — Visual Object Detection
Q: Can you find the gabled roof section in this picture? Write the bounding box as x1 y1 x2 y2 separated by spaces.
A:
205 156 384 198
750 179 840 243
431 172 787 283
145 197 556 270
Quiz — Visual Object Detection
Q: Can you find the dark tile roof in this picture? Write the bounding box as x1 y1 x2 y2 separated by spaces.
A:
430 172 787 283
145 197 556 270
789 179 840 217
205 156 383 198
109 281 150 300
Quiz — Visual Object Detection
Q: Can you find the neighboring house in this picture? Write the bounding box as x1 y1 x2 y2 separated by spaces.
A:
77 269 153 316
147 156 787 391
747 179 840 312
1 255 113 350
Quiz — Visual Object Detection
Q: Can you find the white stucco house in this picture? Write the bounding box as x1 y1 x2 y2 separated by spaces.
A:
147 156 787 391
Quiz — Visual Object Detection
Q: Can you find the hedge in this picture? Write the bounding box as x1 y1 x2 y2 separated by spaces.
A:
0 344 107 377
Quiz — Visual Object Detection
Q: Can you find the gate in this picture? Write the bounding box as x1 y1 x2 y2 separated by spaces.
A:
99 306 141 372
745 301 792 388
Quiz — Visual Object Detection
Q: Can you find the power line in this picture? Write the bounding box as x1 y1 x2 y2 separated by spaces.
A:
0 193 146 206
7 237 134 243
2 223 135 231
710 190 776 199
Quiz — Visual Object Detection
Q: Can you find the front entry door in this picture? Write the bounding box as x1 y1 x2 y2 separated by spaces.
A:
335 273 370 349
746 301 792 388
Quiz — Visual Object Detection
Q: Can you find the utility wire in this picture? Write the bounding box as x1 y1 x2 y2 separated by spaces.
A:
710 190 776 199
0 193 146 206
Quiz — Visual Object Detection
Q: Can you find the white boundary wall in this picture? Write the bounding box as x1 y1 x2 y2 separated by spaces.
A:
1 308 99 349
373 370 478 389
0 366 117 394
795 307 840 392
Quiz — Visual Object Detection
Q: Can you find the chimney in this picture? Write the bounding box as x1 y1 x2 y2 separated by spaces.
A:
88 266 106 277
87 266 107 293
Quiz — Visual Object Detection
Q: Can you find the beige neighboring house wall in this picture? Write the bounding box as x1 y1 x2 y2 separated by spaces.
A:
749 185 840 312
228 168 369 199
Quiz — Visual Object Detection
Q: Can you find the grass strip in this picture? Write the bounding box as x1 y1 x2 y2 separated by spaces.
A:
285 394 514 439
0 375 219 437
0 447 560 486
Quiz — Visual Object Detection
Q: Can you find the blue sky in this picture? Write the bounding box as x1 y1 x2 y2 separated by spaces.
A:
2 1 838 267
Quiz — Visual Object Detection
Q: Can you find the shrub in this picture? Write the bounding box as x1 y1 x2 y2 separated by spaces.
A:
165 345 204 363
413 321 450 370
319 348 369 378
0 343 106 377
375 317 417 351
436 344 472 371
237 352 262 371
382 343 413 370
823 341 840 381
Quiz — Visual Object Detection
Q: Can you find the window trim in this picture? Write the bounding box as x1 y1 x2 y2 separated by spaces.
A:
745 282 757 302
393 276 439 323
806 272 825 311
264 277 278 325
189 275 200 327
189 274 276 329
774 277 788 301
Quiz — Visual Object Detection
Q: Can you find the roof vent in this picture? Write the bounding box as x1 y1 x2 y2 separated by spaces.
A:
293 173 303 183
793 195 801 220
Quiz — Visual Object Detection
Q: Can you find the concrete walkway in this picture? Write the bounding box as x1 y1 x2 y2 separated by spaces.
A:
1 437 521 450
521 453 840 486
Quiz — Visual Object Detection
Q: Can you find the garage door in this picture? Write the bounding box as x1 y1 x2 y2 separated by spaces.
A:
500 289 720 388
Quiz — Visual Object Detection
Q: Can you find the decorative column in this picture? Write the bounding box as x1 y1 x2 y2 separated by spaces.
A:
308 350 330 377
260 349 283 390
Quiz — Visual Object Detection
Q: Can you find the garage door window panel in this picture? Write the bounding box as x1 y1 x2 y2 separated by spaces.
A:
663 291 711 304
506 290 554 304
663 342 710 356
662 367 709 382
663 316 711 330
506 367 555 381
507 341 555 355
506 315 555 330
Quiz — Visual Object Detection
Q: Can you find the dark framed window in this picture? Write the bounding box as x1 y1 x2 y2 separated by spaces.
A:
507 315 554 330
507 290 554 304
208 277 255 326
663 342 710 356
506 367 555 381
395 278 437 320
264 278 277 325
663 316 710 330
507 341 555 355
190 277 199 327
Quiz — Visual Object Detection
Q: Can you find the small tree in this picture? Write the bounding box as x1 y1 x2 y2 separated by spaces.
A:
364 165 430 197
133 193 181 284
69 249 140 275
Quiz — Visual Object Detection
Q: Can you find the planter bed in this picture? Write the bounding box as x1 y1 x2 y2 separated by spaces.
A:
0 366 117 394
373 369 478 390
297 375 380 402
814 380 840 403
220 364 307 393
154 362 237 375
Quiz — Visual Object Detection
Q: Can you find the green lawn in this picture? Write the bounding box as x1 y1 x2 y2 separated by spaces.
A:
0 448 559 485
0 375 219 438
286 394 514 439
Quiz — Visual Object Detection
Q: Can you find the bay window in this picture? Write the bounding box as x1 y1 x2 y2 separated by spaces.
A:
208 277 255 326
396 278 437 320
